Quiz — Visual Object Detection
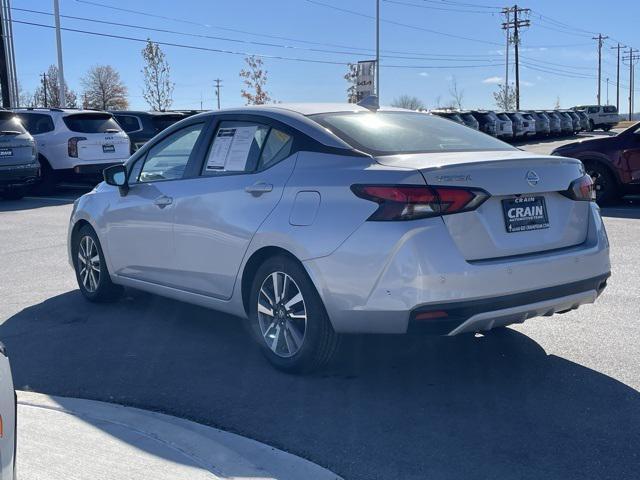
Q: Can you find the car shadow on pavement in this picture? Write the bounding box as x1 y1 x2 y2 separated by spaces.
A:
0 197 75 212
1 289 639 480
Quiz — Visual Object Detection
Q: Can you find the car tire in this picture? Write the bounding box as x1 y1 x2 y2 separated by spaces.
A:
583 161 620 205
588 120 595 132
602 125 612 132
72 224 123 302
1 187 25 200
31 157 57 195
248 255 339 373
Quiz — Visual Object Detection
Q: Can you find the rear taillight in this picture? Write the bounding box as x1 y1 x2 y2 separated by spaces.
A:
561 174 595 202
68 136 87 158
351 184 489 221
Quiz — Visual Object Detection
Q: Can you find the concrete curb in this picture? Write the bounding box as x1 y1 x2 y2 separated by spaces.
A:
17 391 342 480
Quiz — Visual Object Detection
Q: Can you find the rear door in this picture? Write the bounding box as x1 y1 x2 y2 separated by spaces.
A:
622 126 640 182
63 113 130 161
171 116 297 299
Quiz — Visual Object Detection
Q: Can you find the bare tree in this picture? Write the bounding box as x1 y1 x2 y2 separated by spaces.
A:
17 82 36 108
141 40 174 111
240 55 272 105
448 77 464 110
493 84 516 111
434 94 442 109
344 63 358 103
391 94 425 110
81 65 129 110
33 65 78 108
554 96 561 109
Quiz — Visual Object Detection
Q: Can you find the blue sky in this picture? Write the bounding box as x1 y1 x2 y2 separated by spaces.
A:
10 0 639 112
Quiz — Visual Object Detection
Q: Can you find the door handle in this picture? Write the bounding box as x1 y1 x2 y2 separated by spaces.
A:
154 195 173 208
245 182 273 195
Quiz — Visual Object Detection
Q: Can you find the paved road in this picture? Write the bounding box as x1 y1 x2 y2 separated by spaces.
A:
1 135 639 480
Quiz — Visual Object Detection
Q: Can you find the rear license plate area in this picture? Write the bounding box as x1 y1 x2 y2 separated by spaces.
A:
102 144 115 153
0 148 13 157
502 196 549 233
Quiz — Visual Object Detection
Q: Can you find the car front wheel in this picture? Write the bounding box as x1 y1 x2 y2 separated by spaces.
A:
248 255 339 373
73 225 123 302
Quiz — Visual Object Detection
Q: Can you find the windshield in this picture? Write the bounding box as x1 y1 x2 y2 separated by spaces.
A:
310 111 515 155
63 113 123 133
0 113 28 134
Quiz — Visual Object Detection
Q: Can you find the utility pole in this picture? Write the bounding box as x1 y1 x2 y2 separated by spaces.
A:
611 43 626 111
41 72 48 107
623 48 640 121
53 0 66 108
214 78 222 109
0 3 10 108
376 0 380 103
502 5 530 110
503 8 510 105
593 34 608 106
606 78 609 104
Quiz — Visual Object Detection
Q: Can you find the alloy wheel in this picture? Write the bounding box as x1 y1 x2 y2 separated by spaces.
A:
257 271 307 358
77 235 101 293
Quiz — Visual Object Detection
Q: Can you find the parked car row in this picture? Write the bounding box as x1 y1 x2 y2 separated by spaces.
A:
431 106 619 141
0 108 188 198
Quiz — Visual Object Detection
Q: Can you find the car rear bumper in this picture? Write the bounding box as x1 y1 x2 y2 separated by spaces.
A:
0 164 39 190
304 203 610 334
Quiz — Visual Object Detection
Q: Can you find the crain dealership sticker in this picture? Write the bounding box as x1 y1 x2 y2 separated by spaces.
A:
501 196 550 233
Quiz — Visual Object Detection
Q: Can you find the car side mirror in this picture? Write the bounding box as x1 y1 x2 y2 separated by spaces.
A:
103 164 129 195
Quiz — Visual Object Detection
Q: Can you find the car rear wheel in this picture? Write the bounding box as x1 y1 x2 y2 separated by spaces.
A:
602 125 612 132
31 157 57 195
584 161 619 205
73 225 123 302
248 255 339 373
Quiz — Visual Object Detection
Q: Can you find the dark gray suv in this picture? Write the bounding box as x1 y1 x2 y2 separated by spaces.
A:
0 110 39 200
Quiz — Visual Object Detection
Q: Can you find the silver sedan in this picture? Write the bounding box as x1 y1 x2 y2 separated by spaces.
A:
68 104 610 372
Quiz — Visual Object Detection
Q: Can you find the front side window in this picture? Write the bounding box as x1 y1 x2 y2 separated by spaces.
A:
310 112 515 156
16 113 54 134
63 113 123 133
138 123 204 182
114 115 141 133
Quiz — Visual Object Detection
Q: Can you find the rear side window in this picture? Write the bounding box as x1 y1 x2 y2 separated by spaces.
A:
16 113 54 134
603 106 618 113
114 115 141 133
63 113 122 133
259 129 293 170
0 113 27 134
588 107 599 114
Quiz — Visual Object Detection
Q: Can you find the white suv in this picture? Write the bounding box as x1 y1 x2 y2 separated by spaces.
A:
572 105 619 132
14 108 130 192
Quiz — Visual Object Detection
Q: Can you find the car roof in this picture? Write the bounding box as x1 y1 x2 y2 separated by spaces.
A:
13 108 112 116
110 110 186 116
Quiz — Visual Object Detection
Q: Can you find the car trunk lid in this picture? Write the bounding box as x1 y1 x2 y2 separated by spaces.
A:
376 150 589 260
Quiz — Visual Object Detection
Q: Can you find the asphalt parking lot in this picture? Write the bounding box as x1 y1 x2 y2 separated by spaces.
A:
1 132 639 480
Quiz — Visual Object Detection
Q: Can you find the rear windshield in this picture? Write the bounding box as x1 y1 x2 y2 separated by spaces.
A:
152 115 184 132
0 113 27 134
63 113 122 133
309 111 515 156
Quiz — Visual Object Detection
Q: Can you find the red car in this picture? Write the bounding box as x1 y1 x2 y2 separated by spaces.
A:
552 122 640 204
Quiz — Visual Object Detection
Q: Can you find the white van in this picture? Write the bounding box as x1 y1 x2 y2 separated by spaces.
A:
572 105 619 131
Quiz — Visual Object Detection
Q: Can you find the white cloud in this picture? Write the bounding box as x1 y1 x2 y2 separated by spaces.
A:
418 72 429 77
482 76 503 84
521 80 535 87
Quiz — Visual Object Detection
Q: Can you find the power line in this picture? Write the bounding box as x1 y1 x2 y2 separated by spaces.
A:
11 19 507 70
303 0 504 46
383 0 498 14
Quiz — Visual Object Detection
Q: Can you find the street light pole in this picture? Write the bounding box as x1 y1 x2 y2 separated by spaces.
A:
376 0 380 103
53 0 66 108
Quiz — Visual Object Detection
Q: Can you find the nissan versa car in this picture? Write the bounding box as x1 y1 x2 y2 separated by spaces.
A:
68 104 611 372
